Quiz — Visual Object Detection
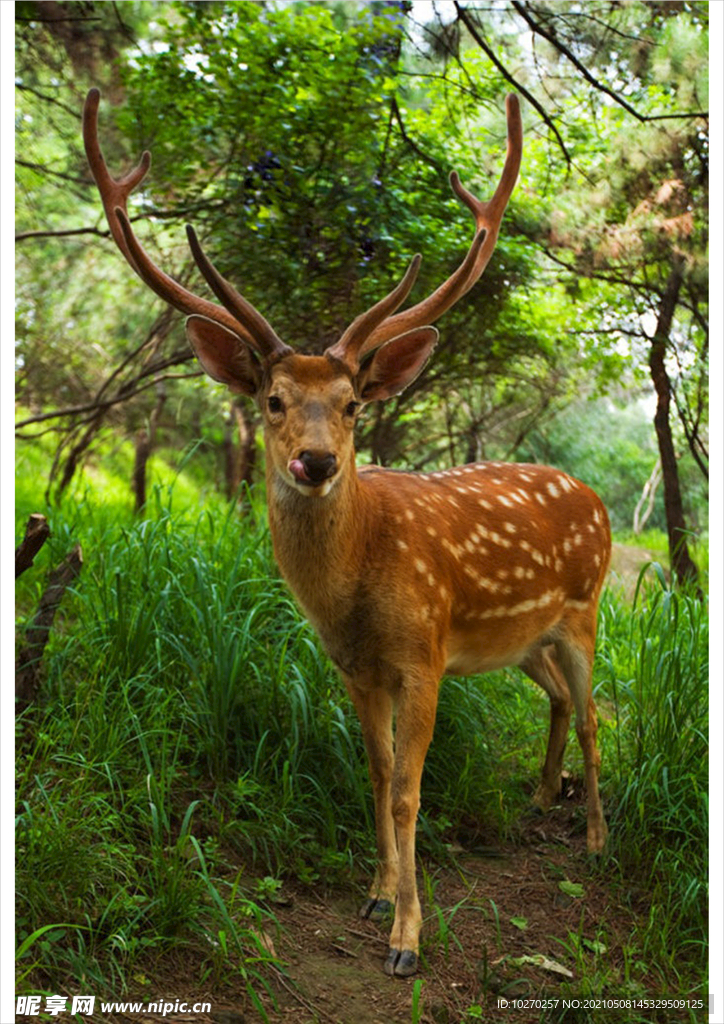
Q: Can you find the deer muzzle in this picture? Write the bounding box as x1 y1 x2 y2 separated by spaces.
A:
289 450 338 486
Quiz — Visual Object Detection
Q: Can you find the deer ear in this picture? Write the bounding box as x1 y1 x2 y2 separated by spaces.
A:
357 327 438 402
186 315 263 396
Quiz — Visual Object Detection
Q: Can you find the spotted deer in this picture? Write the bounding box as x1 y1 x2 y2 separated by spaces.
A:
84 89 611 977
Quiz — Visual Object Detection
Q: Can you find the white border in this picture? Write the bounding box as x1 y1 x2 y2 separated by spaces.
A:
706 1 722 1013
2 5 17 1021
2 2 720 1018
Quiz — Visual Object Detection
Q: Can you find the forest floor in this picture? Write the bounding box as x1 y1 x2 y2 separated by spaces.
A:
121 797 655 1024
96 545 673 1024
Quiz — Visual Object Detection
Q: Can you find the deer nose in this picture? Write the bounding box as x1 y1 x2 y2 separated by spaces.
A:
292 450 338 485
300 450 337 483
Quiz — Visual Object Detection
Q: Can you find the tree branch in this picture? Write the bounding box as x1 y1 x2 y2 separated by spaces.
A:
16 158 90 186
16 226 112 243
15 365 200 432
454 1 572 167
390 96 446 173
511 2 707 123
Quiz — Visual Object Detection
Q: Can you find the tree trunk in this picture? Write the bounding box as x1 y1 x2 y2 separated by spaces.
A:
648 255 699 585
50 409 105 504
224 398 257 500
133 380 167 512
632 460 662 535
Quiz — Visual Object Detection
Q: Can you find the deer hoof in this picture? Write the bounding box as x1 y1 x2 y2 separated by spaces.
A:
359 897 394 921
384 948 418 977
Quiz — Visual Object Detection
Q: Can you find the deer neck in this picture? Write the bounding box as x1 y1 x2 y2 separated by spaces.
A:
266 458 367 628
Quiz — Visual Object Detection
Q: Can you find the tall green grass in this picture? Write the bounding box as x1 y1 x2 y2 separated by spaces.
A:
15 445 708 1009
597 567 708 983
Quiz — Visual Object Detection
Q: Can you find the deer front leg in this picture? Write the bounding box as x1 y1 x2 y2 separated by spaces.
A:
384 671 438 977
344 681 399 920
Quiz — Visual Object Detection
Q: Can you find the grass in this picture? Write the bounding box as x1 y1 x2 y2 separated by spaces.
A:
14 440 708 1017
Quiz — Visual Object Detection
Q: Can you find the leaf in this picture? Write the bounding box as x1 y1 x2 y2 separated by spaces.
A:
581 937 608 954
503 954 574 978
510 916 528 930
559 880 585 898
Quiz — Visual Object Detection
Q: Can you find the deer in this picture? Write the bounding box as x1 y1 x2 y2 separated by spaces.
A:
83 88 611 978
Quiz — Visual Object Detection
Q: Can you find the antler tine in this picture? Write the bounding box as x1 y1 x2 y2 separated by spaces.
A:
186 226 292 360
83 88 150 276
83 89 275 354
325 254 423 372
358 93 523 356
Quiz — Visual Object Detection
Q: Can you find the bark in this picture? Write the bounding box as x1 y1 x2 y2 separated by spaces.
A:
648 255 699 586
16 543 83 710
15 514 51 578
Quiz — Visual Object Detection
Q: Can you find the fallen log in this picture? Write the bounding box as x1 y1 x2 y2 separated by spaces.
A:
16 542 83 710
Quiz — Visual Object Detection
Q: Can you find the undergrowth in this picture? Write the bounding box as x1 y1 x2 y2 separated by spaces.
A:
15 453 708 1017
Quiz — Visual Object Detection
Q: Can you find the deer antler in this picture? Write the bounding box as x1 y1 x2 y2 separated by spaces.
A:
83 88 290 359
324 255 422 372
358 93 523 355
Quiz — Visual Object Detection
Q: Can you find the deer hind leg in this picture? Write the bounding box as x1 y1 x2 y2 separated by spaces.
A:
521 643 573 811
555 627 608 854
344 681 399 921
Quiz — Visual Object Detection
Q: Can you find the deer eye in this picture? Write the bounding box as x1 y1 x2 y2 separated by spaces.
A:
345 401 359 418
267 395 284 414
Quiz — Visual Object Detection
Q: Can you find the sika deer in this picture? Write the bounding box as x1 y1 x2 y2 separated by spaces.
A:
84 89 610 977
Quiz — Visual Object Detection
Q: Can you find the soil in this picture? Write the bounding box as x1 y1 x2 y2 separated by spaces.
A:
118 797 653 1024
113 547 674 1024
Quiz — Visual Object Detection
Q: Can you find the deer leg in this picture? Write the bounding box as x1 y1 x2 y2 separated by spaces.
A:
344 681 399 920
556 631 608 853
384 671 438 977
521 644 573 811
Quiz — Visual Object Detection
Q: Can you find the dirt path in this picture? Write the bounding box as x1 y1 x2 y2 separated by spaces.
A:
128 796 656 1024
